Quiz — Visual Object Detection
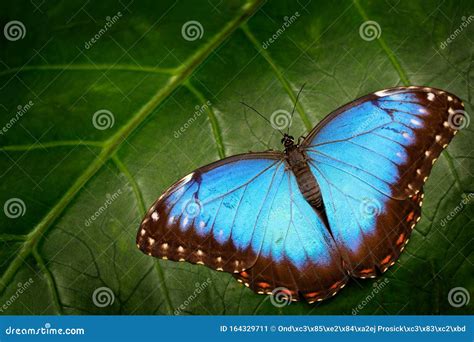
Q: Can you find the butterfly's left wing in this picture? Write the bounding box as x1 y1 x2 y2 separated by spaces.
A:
137 152 347 302
302 86 465 278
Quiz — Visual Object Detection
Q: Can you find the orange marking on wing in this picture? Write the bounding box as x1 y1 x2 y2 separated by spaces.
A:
257 282 270 289
359 268 375 274
304 291 321 298
281 288 294 296
240 271 249 278
406 211 415 222
329 281 343 290
396 233 406 246
380 255 392 265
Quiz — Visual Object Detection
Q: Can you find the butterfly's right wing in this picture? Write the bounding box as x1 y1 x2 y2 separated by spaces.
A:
137 152 347 302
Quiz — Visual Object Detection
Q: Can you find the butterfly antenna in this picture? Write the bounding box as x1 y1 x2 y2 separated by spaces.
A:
288 83 306 134
239 101 284 136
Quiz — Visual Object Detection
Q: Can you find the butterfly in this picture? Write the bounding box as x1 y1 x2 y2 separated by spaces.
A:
136 86 465 303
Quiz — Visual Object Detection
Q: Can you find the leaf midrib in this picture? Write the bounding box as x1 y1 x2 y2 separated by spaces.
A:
0 0 265 301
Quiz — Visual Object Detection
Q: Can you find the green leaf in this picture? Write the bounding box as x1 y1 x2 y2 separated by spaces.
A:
0 0 472 315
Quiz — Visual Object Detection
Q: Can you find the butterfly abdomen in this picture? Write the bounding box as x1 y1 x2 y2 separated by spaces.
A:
286 147 322 207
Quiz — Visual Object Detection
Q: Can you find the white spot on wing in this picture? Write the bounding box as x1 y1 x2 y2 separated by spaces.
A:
427 92 435 101
374 89 395 97
151 211 159 221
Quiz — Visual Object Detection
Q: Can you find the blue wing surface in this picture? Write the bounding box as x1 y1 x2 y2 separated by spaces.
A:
303 86 464 277
137 152 347 301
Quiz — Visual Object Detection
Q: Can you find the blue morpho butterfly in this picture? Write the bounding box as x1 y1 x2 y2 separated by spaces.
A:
136 86 465 303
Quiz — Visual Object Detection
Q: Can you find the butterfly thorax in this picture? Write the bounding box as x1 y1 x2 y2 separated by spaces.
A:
282 134 323 208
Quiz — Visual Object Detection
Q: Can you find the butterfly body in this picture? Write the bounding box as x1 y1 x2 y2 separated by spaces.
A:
137 86 465 303
283 134 323 208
